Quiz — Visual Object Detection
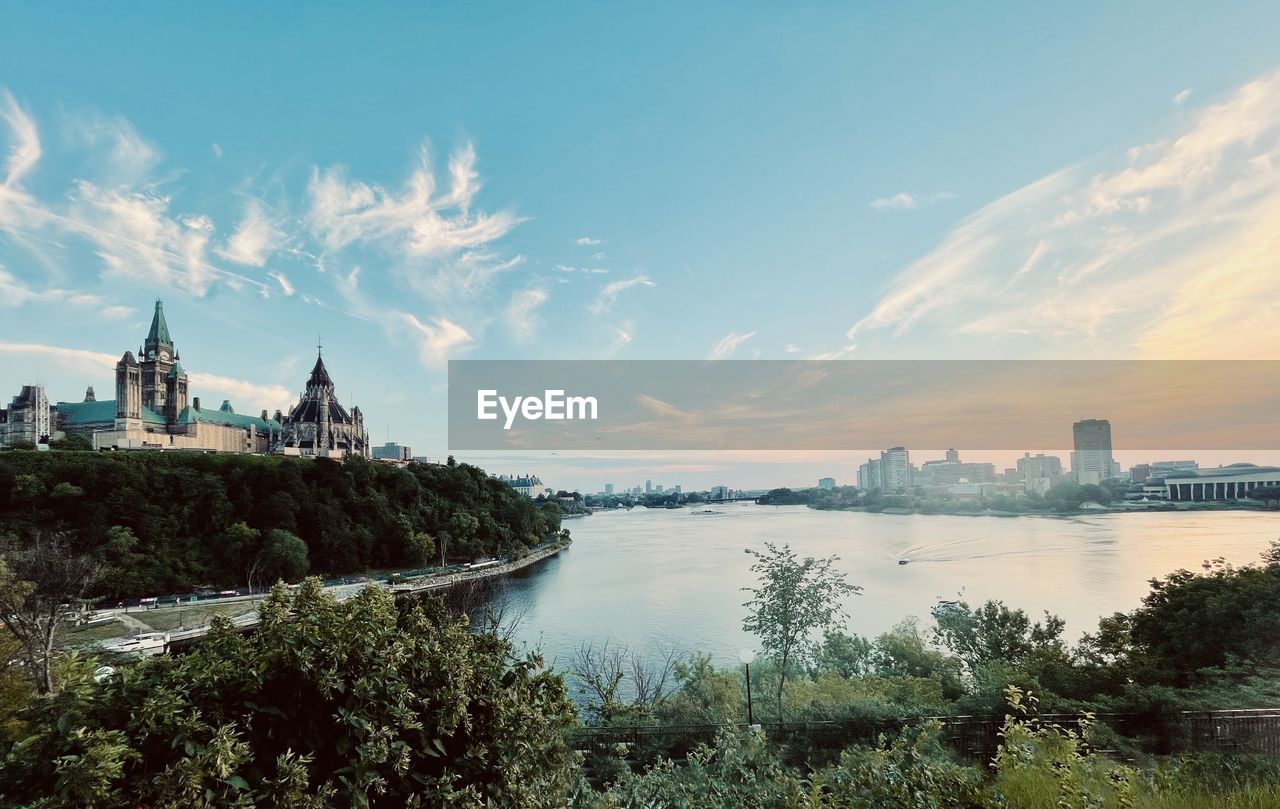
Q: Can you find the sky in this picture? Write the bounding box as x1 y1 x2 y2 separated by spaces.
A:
3 3 1280 491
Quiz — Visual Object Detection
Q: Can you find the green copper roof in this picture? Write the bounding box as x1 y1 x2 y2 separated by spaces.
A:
176 405 281 434
56 400 117 425
145 300 172 349
167 361 186 378
54 401 165 425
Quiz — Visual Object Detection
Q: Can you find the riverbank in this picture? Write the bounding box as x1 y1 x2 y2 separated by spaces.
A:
67 538 573 654
809 501 1278 518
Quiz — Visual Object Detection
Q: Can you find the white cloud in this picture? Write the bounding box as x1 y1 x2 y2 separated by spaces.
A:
505 287 549 341
1173 88 1193 105
397 311 473 365
268 270 295 296
589 274 655 314
0 90 271 298
186 371 293 412
847 69 1280 358
0 267 134 318
606 323 634 356
218 198 286 267
708 330 757 359
784 343 801 354
870 191 954 211
306 143 519 260
211 142 223 158
871 192 919 210
64 112 160 185
0 89 40 188
0 342 292 410
575 236 604 246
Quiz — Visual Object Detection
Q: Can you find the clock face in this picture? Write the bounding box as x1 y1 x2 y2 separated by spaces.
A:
160 350 170 362
147 350 155 360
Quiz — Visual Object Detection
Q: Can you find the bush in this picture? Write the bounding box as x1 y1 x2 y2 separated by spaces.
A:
0 581 580 807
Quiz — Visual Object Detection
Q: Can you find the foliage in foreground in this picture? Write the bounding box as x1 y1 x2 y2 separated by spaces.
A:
0 581 579 808
584 689 1280 808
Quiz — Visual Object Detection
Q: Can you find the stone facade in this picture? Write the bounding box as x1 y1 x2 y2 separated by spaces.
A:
7 300 370 457
0 385 52 447
278 354 370 458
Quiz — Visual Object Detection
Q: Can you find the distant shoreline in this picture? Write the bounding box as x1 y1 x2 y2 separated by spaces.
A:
807 503 1279 518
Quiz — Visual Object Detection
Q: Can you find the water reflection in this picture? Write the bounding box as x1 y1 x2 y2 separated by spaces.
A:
482 506 1280 669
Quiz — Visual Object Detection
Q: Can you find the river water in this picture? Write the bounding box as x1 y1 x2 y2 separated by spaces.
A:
491 505 1280 669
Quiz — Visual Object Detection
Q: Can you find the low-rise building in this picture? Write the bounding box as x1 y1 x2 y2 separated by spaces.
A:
1163 464 1280 502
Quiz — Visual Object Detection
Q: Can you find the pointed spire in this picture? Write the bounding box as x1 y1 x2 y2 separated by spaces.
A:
145 299 173 351
84 386 96 403
307 353 334 389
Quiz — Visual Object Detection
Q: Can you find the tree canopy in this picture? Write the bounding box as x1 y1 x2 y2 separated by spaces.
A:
0 453 563 600
0 581 579 808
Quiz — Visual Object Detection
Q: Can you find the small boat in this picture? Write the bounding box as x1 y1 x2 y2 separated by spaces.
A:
1201 560 1212 569
898 559 911 565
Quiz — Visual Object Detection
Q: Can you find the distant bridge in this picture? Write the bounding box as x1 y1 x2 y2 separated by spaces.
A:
700 495 761 504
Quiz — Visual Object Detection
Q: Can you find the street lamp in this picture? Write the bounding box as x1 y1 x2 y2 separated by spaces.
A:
739 648 757 726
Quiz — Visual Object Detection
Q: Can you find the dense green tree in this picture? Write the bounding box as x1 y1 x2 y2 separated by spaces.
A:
0 581 579 807
255 529 310 583
1124 546 1280 686
932 599 1066 673
0 453 562 599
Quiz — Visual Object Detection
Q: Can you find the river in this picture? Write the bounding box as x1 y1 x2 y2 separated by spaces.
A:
490 505 1280 669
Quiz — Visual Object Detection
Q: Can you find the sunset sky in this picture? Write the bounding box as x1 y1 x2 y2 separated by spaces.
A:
3 3 1280 489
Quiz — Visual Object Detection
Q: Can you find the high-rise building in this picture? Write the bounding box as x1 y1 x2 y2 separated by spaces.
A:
880 446 912 490
818 477 836 490
605 483 614 495
945 448 960 463
857 458 883 490
1070 419 1120 484
645 479 652 494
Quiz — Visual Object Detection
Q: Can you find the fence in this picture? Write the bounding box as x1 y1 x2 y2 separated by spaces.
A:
567 708 1280 771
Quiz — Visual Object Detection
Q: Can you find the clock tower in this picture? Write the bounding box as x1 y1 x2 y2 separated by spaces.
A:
138 300 176 413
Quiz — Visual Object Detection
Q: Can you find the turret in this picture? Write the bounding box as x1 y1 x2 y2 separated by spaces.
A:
164 361 188 423
114 351 141 421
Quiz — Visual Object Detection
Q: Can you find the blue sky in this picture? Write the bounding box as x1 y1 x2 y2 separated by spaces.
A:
4 3 1280 489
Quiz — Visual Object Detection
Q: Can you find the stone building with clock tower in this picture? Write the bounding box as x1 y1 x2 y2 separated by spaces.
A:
55 300 284 452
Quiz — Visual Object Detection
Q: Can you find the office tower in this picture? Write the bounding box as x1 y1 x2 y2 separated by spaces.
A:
1070 419 1120 484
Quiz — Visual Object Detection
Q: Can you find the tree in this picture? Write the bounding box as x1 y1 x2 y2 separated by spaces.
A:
1252 485 1280 508
49 433 92 451
0 581 579 807
0 532 100 694
741 542 861 719
932 599 1066 673
252 529 310 584
813 631 875 679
